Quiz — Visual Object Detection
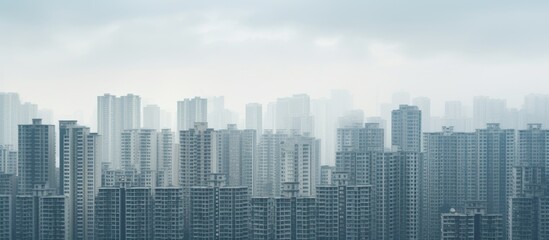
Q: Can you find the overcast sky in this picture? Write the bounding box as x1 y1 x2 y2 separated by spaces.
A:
2 0 549 127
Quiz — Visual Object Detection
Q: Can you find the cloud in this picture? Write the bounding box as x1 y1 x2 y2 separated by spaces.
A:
2 0 549 123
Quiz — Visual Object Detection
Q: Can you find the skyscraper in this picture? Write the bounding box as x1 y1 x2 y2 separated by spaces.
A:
0 145 17 175
179 122 214 235
214 124 256 190
207 96 229 130
58 120 78 194
61 123 101 239
97 93 142 169
95 187 125 240
125 187 154 240
177 97 207 132
412 96 431 132
0 194 12 240
39 195 70 240
0 93 21 147
251 182 317 240
120 129 158 186
422 126 476 240
471 123 515 239
154 187 184 240
336 151 421 239
473 96 507 129
254 130 287 197
190 174 250 239
336 123 384 152
518 123 549 176
510 165 549 240
316 173 372 239
441 203 503 240
276 94 314 135
179 122 214 189
391 105 421 152
18 119 56 194
280 134 321 197
246 103 263 138
157 129 176 187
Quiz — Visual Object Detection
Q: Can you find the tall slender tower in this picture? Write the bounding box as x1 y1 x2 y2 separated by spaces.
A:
0 93 21 147
177 97 207 132
18 119 56 194
422 126 476 240
179 122 214 189
280 134 321 197
58 120 78 194
391 105 421 152
214 124 256 190
246 103 263 138
475 123 515 239
97 93 141 169
254 130 287 197
518 123 549 176
62 123 101 240
157 129 176 187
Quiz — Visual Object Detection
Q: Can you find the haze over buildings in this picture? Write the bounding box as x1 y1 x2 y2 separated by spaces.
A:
3 1 549 240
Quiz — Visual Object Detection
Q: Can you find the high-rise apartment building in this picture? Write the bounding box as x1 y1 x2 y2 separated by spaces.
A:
316 174 372 239
177 97 207 132
475 123 515 238
276 94 315 135
251 182 317 240
58 120 78 194
320 165 336 185
190 174 250 239
95 187 125 240
422 126 476 240
246 103 263 138
336 151 421 240
214 124 256 189
518 123 549 176
157 129 176 187
207 96 235 130
154 187 184 240
0 145 17 175
95 187 155 240
0 93 21 147
61 123 101 240
510 165 549 240
98 94 141 169
18 119 56 194
121 129 158 186
39 195 70 240
179 122 214 189
280 134 321 197
254 130 287 197
0 194 12 240
441 202 503 240
125 187 154 240
336 122 384 152
19 102 38 125
391 105 421 152
412 96 431 132
473 96 507 129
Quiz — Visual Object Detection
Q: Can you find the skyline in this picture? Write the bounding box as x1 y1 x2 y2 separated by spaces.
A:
3 1 549 126
4 1 549 239
4 90 549 131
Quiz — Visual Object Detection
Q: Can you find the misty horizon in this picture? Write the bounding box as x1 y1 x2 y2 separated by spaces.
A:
3 1 549 240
